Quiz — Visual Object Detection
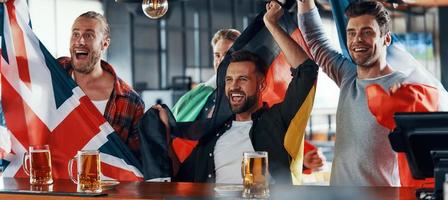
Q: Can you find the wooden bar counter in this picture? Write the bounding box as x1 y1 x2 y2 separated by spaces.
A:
0 178 419 199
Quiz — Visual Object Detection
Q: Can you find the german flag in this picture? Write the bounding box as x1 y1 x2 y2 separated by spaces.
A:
138 2 317 184
210 8 316 184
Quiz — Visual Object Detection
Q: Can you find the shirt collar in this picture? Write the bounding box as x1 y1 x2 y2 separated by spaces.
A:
99 60 125 96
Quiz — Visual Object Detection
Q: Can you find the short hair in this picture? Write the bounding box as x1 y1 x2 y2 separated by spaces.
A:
229 50 267 77
77 11 110 38
345 1 391 36
211 29 241 48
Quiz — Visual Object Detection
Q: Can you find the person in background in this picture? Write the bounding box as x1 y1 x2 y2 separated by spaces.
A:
172 29 241 121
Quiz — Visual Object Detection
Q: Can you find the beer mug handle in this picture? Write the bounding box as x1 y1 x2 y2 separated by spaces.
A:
241 159 244 178
68 157 78 184
22 152 30 176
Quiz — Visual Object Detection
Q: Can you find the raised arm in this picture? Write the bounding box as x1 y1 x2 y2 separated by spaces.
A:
297 0 356 86
263 1 309 68
297 0 316 13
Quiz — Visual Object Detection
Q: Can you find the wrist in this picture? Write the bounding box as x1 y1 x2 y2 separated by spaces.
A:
264 21 279 30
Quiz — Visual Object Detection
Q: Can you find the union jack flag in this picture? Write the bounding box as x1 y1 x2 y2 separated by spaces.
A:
0 0 143 181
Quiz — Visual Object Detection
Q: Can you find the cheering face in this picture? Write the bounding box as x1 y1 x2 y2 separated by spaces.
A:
346 15 390 68
225 61 261 114
70 17 109 74
213 39 234 73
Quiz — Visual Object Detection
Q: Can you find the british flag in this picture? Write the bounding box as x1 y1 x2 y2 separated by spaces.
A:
0 0 143 181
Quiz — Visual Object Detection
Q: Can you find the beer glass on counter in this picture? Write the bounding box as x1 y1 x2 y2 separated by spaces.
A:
241 151 269 198
22 145 53 185
68 150 102 193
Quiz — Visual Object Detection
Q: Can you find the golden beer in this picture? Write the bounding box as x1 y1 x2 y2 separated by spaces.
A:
30 184 53 192
68 150 102 193
23 145 53 185
242 151 269 198
30 150 53 184
78 153 101 192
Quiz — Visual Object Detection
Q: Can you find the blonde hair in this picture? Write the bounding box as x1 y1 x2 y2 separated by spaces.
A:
77 11 110 38
211 29 241 48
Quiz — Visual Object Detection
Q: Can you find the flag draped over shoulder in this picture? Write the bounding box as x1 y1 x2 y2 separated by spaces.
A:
172 82 214 122
328 0 446 186
0 0 143 181
212 9 316 185
137 6 317 184
170 82 213 162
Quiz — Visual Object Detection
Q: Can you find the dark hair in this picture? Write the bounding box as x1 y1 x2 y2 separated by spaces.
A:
229 50 267 76
345 1 390 36
77 11 110 38
211 29 241 47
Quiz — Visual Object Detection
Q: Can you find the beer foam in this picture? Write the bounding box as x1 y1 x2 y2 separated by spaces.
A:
246 155 266 158
31 150 50 153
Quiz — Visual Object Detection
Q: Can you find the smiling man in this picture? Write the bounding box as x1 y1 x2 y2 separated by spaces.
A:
167 47 318 184
57 11 144 159
297 0 406 186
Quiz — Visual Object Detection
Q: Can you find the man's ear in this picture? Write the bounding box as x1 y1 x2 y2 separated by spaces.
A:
102 37 111 51
384 31 392 47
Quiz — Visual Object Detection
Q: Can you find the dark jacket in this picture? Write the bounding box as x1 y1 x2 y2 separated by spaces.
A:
175 59 319 184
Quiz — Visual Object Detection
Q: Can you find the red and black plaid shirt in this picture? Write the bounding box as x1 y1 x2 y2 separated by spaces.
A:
58 57 145 158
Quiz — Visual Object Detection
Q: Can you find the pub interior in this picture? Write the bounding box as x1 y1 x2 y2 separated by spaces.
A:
1 0 448 199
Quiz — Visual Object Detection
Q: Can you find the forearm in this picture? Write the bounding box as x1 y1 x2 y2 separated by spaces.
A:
297 0 316 14
298 7 354 85
265 21 309 68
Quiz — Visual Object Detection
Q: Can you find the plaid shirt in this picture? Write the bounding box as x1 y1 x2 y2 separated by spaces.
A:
58 57 145 158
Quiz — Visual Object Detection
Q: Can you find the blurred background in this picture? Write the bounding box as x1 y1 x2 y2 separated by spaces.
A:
27 0 448 184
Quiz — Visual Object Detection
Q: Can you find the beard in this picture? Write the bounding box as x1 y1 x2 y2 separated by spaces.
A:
229 93 258 114
70 50 102 74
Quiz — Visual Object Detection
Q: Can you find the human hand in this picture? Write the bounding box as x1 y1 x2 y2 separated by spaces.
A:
151 104 180 175
0 150 5 159
263 1 284 27
303 149 325 170
152 104 170 132
389 82 403 94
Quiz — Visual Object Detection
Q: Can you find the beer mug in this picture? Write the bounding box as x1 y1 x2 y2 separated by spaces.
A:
68 150 102 193
241 151 269 198
22 145 53 185
30 184 53 192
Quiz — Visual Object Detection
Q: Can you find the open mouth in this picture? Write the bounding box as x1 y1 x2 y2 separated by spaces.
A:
352 47 369 53
74 50 89 60
229 92 245 105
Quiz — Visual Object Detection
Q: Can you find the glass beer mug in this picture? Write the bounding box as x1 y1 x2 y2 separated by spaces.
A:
241 151 269 199
68 150 102 193
23 145 53 185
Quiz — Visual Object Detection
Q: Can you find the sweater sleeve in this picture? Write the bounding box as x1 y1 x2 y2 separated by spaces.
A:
298 8 356 86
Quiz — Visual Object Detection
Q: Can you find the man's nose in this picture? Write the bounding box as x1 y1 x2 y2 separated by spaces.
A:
74 35 85 45
355 32 363 42
229 80 240 90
